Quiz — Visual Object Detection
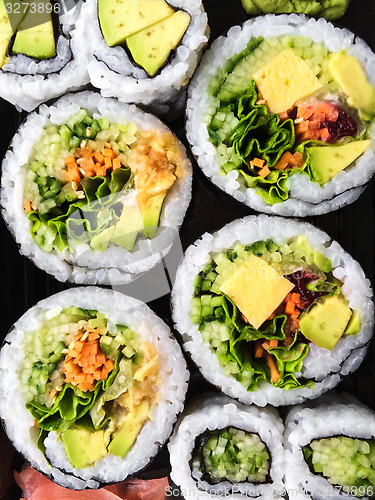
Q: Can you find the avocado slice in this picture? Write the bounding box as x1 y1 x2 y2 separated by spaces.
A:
307 140 371 185
90 224 116 251
330 53 375 120
98 0 175 48
126 10 191 76
0 0 28 67
142 193 166 238
299 294 352 350
108 399 150 458
61 428 110 469
343 312 361 336
110 205 144 251
12 0 56 59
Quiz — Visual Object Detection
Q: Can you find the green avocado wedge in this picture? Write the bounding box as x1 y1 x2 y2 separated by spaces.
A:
61 427 110 469
98 0 175 47
12 0 56 59
307 140 371 185
126 10 191 76
0 0 29 67
108 400 150 458
299 294 352 350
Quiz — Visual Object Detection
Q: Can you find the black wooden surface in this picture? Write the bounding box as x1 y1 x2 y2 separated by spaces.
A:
0 0 374 498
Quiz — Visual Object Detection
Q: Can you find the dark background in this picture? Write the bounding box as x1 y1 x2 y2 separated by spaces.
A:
0 0 375 498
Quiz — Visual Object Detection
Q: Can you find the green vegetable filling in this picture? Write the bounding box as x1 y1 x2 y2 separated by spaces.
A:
190 236 356 392
198 427 270 484
304 437 375 497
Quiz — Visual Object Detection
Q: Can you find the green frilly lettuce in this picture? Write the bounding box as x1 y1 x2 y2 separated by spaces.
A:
28 167 134 252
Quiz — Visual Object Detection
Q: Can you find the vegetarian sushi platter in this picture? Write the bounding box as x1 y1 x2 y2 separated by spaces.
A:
0 0 375 499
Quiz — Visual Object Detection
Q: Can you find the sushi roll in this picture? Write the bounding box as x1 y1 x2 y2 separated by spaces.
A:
186 15 375 216
168 393 285 499
1 91 192 284
0 287 189 489
171 214 374 407
284 395 375 500
0 1 89 111
241 0 350 19
75 0 209 115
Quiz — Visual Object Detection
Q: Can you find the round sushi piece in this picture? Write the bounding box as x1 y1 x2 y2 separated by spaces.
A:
240 0 351 19
0 287 189 489
171 214 374 407
186 15 375 216
1 91 192 284
284 394 375 500
75 0 209 115
0 4 89 112
168 393 285 499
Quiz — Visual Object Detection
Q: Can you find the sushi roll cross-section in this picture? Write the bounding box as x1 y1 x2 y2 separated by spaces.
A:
75 0 209 114
0 288 189 489
186 15 375 216
169 394 285 499
1 91 192 284
172 215 374 407
285 396 375 499
0 0 89 111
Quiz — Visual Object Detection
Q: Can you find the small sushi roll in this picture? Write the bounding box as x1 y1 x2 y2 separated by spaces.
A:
75 0 209 115
1 91 192 284
241 0 350 20
0 287 189 489
0 2 89 111
284 395 375 500
186 15 375 216
171 214 374 407
168 393 285 499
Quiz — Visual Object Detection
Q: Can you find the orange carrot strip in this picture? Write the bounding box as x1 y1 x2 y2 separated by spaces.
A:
291 293 300 303
278 111 289 121
258 165 270 178
285 301 295 316
254 339 264 358
96 166 107 177
269 339 278 348
112 157 121 170
297 107 313 120
291 309 300 320
94 151 104 165
104 156 112 168
320 128 331 141
49 388 58 399
274 159 288 171
24 200 32 213
262 341 271 350
251 158 265 168
295 121 309 135
265 353 280 384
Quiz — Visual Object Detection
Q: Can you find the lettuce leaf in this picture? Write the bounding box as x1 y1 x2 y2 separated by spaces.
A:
26 351 121 433
29 167 134 252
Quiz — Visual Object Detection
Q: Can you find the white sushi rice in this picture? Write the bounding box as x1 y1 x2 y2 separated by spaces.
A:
168 393 285 499
0 287 189 489
76 0 209 115
171 214 374 407
284 394 375 500
0 7 89 112
186 14 375 216
1 91 192 284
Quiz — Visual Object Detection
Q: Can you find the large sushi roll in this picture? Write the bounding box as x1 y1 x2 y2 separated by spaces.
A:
75 0 209 115
168 393 285 499
0 2 89 111
1 91 192 284
171 214 374 406
186 15 375 216
284 395 375 500
0 287 189 489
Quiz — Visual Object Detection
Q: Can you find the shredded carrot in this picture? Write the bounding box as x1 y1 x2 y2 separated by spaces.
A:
250 158 265 168
319 128 331 141
291 293 300 304
265 353 280 384
291 309 300 320
269 339 278 348
308 120 321 131
262 340 271 350
285 300 295 316
278 111 289 121
295 120 309 135
258 165 270 178
112 157 121 170
49 388 58 400
297 107 313 120
63 328 114 392
254 339 264 358
24 200 32 213
274 159 288 171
